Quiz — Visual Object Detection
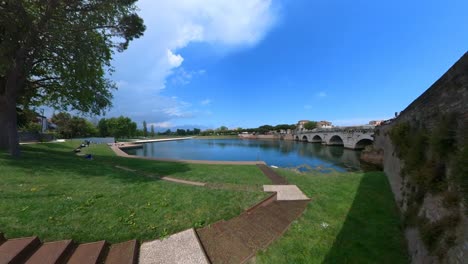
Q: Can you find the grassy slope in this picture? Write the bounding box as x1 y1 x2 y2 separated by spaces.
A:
256 170 409 264
0 142 267 243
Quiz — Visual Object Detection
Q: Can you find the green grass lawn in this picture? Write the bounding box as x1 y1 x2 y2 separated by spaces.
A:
0 142 268 243
78 142 269 186
1 141 408 262
256 170 409 264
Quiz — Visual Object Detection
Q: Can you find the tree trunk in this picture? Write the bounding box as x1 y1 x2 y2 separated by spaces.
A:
1 51 25 157
0 95 20 156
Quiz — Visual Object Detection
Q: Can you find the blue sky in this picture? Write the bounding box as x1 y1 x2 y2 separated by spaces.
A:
103 0 468 130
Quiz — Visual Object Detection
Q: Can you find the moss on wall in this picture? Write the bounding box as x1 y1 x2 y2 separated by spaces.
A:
389 112 465 259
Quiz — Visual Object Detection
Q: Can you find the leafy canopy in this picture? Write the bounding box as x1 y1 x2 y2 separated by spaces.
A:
0 0 145 114
304 121 318 130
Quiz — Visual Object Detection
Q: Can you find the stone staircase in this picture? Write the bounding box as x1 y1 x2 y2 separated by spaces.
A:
0 234 138 264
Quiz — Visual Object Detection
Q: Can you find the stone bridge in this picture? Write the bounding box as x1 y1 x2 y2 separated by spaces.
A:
293 127 375 150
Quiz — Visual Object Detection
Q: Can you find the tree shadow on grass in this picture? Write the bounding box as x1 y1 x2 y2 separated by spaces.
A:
1 144 192 184
322 172 409 264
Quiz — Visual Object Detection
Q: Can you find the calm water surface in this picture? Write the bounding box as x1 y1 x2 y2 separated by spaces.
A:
125 139 363 172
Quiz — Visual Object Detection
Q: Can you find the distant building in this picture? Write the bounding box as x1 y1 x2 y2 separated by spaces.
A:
296 120 310 132
34 114 56 133
369 120 384 126
317 120 332 128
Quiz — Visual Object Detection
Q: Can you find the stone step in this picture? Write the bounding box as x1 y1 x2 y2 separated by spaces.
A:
140 229 209 264
67 240 107 264
0 236 41 263
105 239 138 264
25 240 74 264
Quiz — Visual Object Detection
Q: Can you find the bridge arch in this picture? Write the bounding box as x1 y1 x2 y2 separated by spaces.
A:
295 136 300 141
302 135 309 142
354 138 373 150
311 135 322 143
328 135 344 146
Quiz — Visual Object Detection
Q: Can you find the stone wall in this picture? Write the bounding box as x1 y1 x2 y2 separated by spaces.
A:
374 52 468 263
19 132 55 142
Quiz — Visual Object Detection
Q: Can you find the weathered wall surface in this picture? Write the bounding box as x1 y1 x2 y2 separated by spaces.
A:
375 52 468 263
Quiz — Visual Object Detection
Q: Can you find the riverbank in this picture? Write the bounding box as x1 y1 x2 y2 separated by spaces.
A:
0 142 268 243
0 142 408 262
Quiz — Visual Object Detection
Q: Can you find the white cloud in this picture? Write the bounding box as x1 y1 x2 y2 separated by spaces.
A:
200 99 211 105
109 0 278 126
317 92 327 97
167 50 184 68
150 121 173 128
127 0 278 89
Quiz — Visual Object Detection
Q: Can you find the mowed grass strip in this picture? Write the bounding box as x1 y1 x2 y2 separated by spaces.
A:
0 142 268 243
256 170 409 264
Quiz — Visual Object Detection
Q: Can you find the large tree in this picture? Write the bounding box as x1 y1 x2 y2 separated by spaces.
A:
0 0 145 156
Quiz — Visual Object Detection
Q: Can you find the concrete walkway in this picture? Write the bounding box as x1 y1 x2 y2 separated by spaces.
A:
131 137 194 144
263 185 310 201
139 229 209 264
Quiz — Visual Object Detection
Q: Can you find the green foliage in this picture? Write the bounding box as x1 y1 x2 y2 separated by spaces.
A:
274 124 296 131
51 112 97 138
98 116 137 138
176 129 186 136
16 108 38 128
413 160 447 194
389 122 411 158
150 125 155 137
389 113 466 256
303 121 318 130
0 1 145 114
19 122 42 133
402 131 428 175
143 121 148 137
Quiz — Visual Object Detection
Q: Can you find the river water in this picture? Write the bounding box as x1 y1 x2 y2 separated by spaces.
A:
124 138 364 172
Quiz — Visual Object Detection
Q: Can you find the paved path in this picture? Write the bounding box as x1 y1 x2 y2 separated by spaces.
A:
131 137 194 144
256 164 288 184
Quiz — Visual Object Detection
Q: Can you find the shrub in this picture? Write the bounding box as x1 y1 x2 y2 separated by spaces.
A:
389 122 411 158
